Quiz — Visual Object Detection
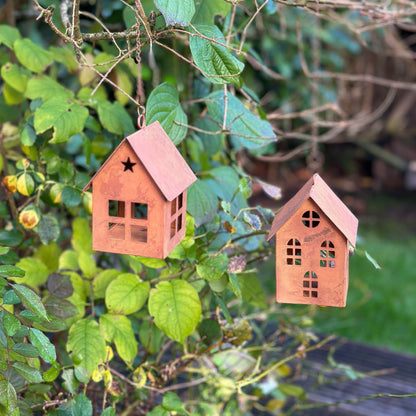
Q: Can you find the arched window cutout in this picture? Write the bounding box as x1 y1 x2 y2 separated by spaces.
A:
286 239 301 266
320 241 335 268
302 211 320 228
303 271 318 297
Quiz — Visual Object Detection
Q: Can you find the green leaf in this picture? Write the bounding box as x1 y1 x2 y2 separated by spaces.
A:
59 250 79 270
162 392 185 411
21 124 37 147
146 82 187 145
14 38 52 73
0 24 21 49
190 24 244 84
155 0 195 26
44 296 79 320
192 0 231 23
37 215 60 245
14 258 48 287
34 98 89 143
67 318 106 374
29 327 57 363
100 314 138 365
0 380 17 412
49 45 78 71
16 172 35 196
3 313 21 336
136 256 166 269
207 91 276 149
11 342 39 358
243 212 262 230
3 290 21 305
93 269 120 299
71 218 93 255
105 274 150 315
196 254 228 281
0 230 23 246
62 368 79 394
61 186 82 208
237 273 267 309
96 100 134 135
12 362 43 384
147 406 169 416
198 319 222 346
187 179 218 227
47 273 74 299
0 247 9 255
102 408 116 416
13 284 49 321
0 265 24 278
1 63 30 93
149 279 201 344
43 363 61 382
72 393 93 416
138 320 164 355
78 252 97 279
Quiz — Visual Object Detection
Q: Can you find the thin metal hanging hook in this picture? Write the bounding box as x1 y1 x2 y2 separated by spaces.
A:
135 0 146 129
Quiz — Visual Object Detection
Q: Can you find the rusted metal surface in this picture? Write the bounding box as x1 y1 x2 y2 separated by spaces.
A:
267 174 358 307
83 121 196 259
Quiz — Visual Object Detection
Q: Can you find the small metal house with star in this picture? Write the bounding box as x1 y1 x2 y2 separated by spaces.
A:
83 121 197 259
267 173 358 307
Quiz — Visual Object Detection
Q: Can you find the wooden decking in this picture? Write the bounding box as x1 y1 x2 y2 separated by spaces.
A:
297 338 416 415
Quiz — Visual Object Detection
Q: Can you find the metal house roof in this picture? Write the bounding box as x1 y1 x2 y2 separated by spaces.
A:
267 173 358 246
83 121 197 201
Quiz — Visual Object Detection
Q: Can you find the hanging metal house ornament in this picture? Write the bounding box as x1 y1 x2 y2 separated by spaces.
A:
83 121 197 259
267 173 358 307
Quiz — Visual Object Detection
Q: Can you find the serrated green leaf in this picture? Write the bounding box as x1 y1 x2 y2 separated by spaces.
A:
192 0 231 23
149 279 201 344
97 100 134 135
13 284 49 321
25 75 74 102
187 180 218 226
14 258 49 287
100 314 138 365
62 368 79 394
11 342 39 358
67 319 106 374
0 265 25 278
38 215 60 245
12 362 43 383
155 0 195 26
207 91 276 149
43 362 61 382
34 98 89 143
3 313 21 336
0 24 21 49
196 254 228 281
14 38 52 73
0 380 17 412
1 63 30 93
146 82 187 145
72 393 93 416
71 218 93 255
190 24 244 84
93 269 120 299
3 290 21 305
105 274 150 315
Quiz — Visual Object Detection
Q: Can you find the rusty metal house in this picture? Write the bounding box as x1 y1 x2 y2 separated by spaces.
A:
267 173 358 307
83 121 197 259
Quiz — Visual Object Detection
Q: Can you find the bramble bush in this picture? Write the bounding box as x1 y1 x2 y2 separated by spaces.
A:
0 0 410 414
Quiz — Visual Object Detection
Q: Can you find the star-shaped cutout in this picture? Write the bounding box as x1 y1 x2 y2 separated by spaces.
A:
121 157 136 172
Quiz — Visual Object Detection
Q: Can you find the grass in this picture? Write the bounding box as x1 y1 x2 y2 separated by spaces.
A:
310 192 416 354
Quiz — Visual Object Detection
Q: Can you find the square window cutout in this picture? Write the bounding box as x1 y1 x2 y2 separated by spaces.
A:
108 223 125 240
132 202 148 219
109 200 125 217
131 225 147 243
